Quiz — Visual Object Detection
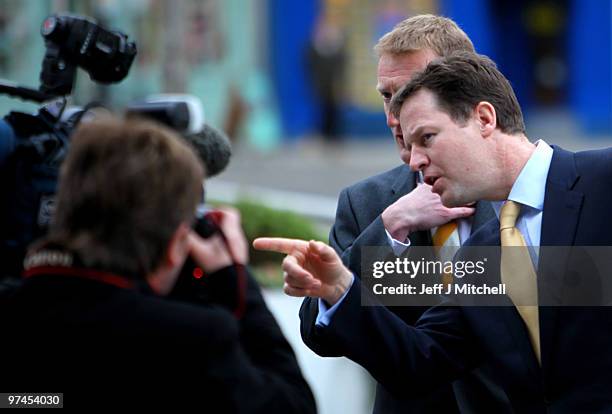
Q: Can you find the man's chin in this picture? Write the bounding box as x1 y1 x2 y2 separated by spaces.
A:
439 193 455 207
441 192 468 208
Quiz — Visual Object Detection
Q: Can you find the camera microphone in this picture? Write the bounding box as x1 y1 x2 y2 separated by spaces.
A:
184 124 232 178
125 94 232 178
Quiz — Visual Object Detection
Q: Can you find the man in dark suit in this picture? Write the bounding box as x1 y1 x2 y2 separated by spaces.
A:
255 52 612 412
299 15 500 414
0 118 315 412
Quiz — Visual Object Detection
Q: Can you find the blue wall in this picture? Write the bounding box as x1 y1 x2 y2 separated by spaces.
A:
568 0 612 133
268 0 612 138
268 0 319 138
440 0 533 109
440 0 494 57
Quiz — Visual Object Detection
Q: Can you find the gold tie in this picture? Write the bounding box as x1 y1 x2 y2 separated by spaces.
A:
500 200 541 363
433 220 459 247
433 221 460 285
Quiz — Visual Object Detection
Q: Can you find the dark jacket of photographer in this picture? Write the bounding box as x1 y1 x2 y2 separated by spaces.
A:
0 247 316 413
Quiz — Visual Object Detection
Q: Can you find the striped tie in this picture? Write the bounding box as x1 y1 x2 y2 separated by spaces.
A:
433 221 460 285
500 200 541 364
432 220 460 248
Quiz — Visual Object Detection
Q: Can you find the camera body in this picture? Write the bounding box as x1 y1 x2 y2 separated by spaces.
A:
39 14 136 97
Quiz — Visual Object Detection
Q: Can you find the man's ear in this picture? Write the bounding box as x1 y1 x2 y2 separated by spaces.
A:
475 101 496 137
146 222 192 295
165 222 192 268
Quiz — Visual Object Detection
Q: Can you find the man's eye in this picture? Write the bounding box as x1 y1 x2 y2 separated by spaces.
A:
422 133 435 142
397 137 411 152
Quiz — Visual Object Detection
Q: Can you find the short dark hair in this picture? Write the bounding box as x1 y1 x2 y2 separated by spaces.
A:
390 51 525 135
49 117 204 277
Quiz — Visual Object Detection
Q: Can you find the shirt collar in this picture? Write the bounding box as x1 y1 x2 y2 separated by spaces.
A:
492 139 554 218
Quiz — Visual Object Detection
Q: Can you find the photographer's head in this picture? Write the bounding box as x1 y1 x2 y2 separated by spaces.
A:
48 117 204 292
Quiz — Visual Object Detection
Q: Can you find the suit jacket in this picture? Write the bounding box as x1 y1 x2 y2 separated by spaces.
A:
300 164 505 413
0 263 316 413
316 146 612 413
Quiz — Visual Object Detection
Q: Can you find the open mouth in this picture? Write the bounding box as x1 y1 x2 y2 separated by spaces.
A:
424 175 439 186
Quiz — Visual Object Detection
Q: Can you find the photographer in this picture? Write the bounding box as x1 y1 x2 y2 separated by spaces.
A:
0 117 316 412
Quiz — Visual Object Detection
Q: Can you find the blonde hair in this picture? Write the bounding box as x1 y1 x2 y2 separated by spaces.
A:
374 14 475 57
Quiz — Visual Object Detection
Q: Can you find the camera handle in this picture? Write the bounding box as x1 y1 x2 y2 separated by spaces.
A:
0 79 56 103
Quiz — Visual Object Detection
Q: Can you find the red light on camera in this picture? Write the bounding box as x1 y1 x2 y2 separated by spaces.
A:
192 267 204 279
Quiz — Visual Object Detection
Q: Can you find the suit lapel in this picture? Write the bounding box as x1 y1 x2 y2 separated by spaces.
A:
472 201 495 233
538 147 583 375
539 147 582 247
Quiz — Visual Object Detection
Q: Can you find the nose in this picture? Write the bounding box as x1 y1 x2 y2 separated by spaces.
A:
386 108 399 128
409 147 428 172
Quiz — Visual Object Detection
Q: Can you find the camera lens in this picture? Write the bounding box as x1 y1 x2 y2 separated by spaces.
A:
41 17 58 37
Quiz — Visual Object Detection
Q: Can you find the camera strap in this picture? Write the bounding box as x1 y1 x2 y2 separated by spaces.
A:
205 212 248 319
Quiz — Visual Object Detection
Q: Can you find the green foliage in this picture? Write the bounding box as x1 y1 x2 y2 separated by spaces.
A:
209 199 328 287
233 199 326 264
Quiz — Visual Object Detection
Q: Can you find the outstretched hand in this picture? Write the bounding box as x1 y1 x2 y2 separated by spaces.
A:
253 238 353 305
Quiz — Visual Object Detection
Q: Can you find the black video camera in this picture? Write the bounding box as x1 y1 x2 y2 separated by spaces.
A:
0 14 137 279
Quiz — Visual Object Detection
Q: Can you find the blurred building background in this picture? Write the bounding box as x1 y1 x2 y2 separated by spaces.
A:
1 0 610 142
0 1 611 413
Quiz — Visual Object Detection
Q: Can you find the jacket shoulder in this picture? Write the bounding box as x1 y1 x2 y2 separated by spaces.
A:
575 147 612 178
342 164 410 196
